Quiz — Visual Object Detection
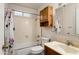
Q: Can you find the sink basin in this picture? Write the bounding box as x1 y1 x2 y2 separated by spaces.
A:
65 46 79 54
44 41 79 55
55 44 79 54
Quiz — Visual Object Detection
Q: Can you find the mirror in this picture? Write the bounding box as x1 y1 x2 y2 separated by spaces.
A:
54 3 79 35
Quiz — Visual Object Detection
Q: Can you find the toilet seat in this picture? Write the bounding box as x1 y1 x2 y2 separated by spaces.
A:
30 46 44 54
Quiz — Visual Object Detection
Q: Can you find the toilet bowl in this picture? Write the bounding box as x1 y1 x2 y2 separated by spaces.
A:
30 46 44 54
30 37 50 54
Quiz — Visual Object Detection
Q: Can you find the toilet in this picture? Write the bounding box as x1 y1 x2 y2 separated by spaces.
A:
30 37 50 54
30 46 44 54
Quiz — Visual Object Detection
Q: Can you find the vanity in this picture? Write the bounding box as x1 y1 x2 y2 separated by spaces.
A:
44 45 61 55
44 41 79 55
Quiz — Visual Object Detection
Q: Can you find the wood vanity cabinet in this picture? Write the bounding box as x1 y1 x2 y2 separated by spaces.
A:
44 45 61 55
40 6 53 27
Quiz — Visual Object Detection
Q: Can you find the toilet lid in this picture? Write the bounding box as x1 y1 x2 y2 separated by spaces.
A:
31 46 43 51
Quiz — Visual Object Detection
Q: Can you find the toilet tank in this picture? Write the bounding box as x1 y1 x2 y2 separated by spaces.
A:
41 37 50 47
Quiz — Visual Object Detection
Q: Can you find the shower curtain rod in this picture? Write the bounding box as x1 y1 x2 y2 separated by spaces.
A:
12 9 40 16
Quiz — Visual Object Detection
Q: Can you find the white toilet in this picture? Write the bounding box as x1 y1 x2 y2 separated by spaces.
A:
30 37 50 54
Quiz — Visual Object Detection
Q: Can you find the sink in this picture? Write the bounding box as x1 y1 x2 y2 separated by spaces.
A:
44 41 79 55
56 44 79 54
65 46 79 54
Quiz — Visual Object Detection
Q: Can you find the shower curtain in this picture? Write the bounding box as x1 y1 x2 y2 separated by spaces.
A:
4 8 15 48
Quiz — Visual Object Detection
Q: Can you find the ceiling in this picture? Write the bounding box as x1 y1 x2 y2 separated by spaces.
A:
14 3 47 10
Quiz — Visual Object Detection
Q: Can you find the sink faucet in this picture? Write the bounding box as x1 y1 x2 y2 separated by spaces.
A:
66 40 73 46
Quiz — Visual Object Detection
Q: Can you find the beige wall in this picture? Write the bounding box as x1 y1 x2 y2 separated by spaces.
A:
0 3 4 54
55 34 79 48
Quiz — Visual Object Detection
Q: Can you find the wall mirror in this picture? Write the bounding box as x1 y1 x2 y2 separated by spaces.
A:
54 3 79 36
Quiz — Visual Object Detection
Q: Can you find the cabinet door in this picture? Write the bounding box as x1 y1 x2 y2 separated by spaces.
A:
48 6 53 26
44 46 61 55
44 7 48 21
40 7 48 22
40 6 53 27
